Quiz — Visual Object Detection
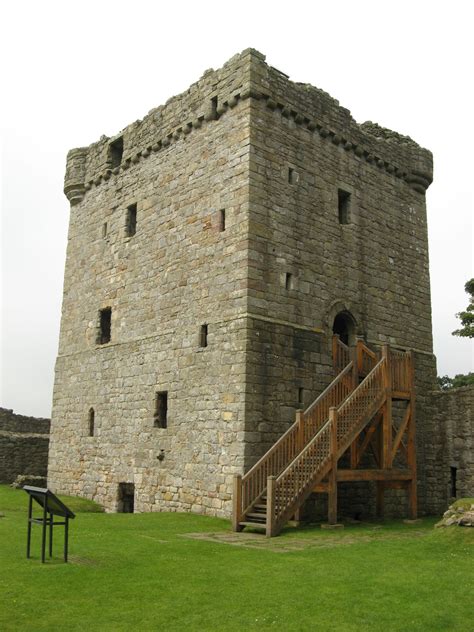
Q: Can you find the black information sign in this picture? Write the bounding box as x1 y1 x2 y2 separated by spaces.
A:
24 486 75 563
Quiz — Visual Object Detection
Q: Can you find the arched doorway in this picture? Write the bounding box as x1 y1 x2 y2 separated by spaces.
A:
332 311 356 346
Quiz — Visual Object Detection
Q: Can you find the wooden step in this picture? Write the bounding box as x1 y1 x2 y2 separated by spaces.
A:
239 521 266 530
246 512 267 521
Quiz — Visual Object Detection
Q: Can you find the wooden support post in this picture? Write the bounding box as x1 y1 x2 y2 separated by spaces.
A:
296 410 304 450
376 481 385 518
407 351 418 519
381 345 392 469
349 346 358 468
232 474 243 532
266 476 276 537
328 408 338 525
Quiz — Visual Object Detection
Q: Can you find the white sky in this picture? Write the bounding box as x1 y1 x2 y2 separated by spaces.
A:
1 0 473 417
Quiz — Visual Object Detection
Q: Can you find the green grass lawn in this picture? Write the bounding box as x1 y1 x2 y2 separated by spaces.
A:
1 485 472 632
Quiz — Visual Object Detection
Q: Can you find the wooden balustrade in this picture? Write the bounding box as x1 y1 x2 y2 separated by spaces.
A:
241 422 301 515
235 337 415 535
267 357 387 535
302 362 354 442
268 421 332 535
332 335 350 374
240 353 353 520
336 358 386 450
356 340 378 376
390 348 411 393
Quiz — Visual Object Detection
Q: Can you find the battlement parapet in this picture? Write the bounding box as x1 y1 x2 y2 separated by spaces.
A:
64 48 432 204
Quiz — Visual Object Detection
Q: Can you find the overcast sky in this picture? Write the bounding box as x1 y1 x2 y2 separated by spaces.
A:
1 0 472 417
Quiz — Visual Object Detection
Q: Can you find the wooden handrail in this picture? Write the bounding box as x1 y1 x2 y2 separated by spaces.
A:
268 357 387 535
333 335 350 374
356 340 378 376
241 360 353 517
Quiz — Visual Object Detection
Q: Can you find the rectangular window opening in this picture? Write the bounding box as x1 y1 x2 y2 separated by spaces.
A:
126 203 137 237
288 167 299 185
200 324 208 348
102 222 108 238
450 466 457 497
108 137 124 168
98 307 111 344
285 272 293 290
338 188 351 224
218 209 226 232
154 391 168 428
211 96 218 119
298 388 304 406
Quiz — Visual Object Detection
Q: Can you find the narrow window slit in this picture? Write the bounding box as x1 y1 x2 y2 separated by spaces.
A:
218 209 226 232
285 273 293 290
338 189 351 224
154 392 168 428
450 466 457 497
200 324 208 348
98 307 111 344
126 203 137 237
88 408 95 436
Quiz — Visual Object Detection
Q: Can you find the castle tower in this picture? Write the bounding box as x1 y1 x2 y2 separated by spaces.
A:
48 50 439 518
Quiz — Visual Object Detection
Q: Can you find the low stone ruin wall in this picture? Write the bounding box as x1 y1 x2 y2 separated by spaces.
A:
0 408 50 484
431 385 474 504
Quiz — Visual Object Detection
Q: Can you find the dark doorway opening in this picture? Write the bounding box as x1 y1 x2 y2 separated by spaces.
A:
118 483 135 513
332 311 355 346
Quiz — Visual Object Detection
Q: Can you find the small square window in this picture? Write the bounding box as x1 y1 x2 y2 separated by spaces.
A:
338 189 351 224
154 392 168 428
98 307 111 344
126 203 137 237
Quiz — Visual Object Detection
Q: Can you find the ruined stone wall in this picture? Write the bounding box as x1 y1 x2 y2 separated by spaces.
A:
49 51 255 517
0 408 50 483
244 53 437 515
431 385 474 506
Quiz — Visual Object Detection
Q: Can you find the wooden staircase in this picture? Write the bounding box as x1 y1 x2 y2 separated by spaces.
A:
232 337 417 536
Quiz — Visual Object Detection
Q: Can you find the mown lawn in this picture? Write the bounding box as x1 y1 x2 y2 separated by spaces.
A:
0 485 472 631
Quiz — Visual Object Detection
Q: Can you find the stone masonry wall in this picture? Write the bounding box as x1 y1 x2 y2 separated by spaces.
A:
0 408 50 484
244 53 437 515
431 385 474 507
49 51 255 517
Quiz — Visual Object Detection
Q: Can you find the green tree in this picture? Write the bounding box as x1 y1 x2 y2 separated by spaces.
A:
452 278 474 338
437 373 474 390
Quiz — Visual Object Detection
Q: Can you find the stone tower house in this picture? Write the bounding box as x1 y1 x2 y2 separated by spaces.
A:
48 49 441 518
